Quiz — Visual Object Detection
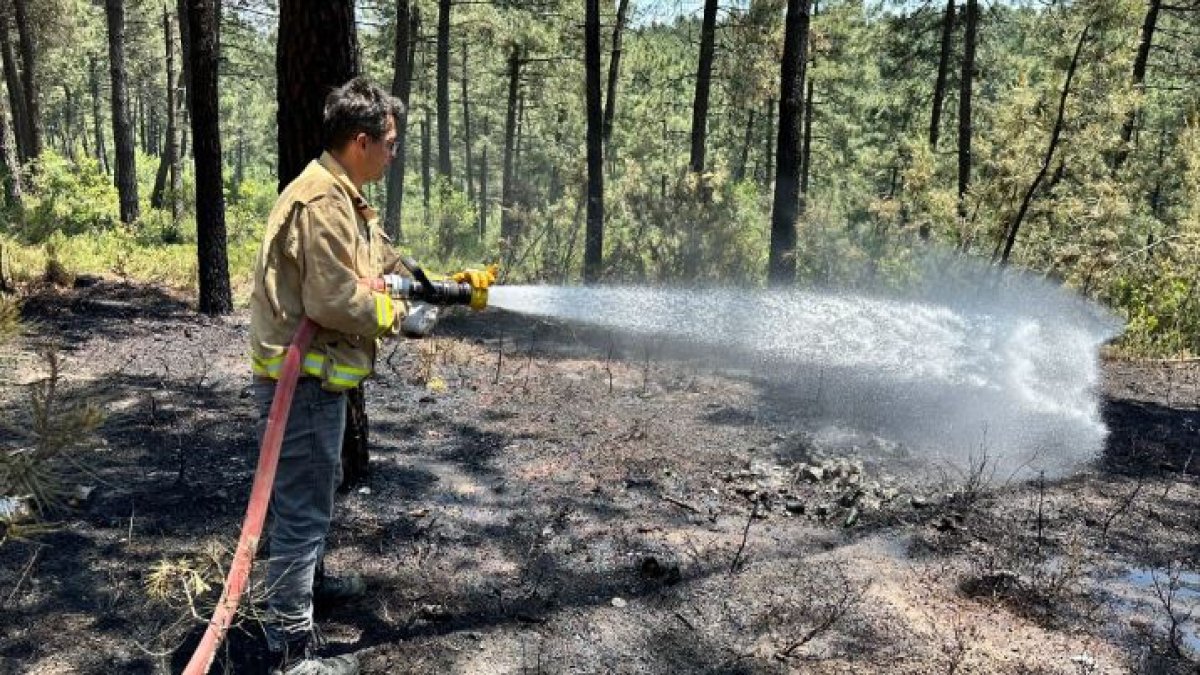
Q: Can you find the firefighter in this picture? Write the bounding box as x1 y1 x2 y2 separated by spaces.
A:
248 76 491 674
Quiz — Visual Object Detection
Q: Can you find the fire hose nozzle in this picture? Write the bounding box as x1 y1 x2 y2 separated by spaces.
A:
383 274 487 309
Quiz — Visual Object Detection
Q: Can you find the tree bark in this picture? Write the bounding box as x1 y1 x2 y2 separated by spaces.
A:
0 20 30 163
276 0 358 191
602 0 630 145
384 0 418 240
500 45 520 243
800 77 813 198
0 93 21 209
688 0 719 174
461 42 474 204
105 0 139 224
1114 0 1160 171
88 55 108 173
176 0 192 115
929 0 955 149
435 0 451 179
957 0 977 225
584 0 604 282
186 0 231 314
151 6 181 225
12 0 40 159
479 140 488 237
768 0 811 285
998 26 1088 266
421 109 431 222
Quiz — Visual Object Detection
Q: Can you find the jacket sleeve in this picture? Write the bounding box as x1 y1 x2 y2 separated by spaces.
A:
292 196 399 339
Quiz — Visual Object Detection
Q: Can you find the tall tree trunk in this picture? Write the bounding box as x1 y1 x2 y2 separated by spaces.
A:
584 0 604 282
384 0 418 240
602 0 630 145
1114 0 1160 171
421 110 431 222
176 0 192 114
60 84 76 161
0 93 21 210
276 0 358 191
435 0 451 179
186 0 231 314
929 0 955 149
768 0 811 285
479 139 488 237
956 0 977 226
89 55 108 173
762 97 775 188
500 44 520 243
0 22 29 163
461 42 474 203
152 6 180 220
800 78 814 199
998 26 1088 266
689 0 719 174
106 0 139 224
12 0 40 159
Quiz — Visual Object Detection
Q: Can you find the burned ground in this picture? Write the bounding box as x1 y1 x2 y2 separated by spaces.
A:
1 280 1198 674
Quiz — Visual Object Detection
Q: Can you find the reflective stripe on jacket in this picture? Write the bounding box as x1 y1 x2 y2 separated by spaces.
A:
250 152 408 391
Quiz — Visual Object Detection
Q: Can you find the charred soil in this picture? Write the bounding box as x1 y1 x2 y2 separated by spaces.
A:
1 280 1198 674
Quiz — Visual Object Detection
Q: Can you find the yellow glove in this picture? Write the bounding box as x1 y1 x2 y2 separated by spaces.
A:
451 264 499 310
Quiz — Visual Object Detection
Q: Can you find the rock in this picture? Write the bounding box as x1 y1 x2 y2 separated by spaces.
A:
419 604 453 622
813 503 831 518
734 486 758 498
785 500 805 514
358 486 372 496
843 507 860 527
838 489 863 508
418 395 436 404
911 495 930 509
799 465 825 482
611 597 627 608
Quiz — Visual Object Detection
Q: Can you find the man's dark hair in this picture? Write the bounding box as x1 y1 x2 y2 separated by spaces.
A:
322 77 403 150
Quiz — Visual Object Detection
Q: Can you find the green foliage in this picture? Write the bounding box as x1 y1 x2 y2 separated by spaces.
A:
21 153 120 241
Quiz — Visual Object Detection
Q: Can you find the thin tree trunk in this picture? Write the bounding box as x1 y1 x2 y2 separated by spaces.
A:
998 26 1088 266
461 42 474 203
930 0 955 149
435 0 451 178
768 0 811 285
762 97 774 188
689 0 719 174
152 5 180 219
176 0 192 115
479 141 488 238
584 0 604 282
276 0 358 191
384 0 417 240
60 84 76 162
0 93 21 209
12 0 40 159
106 0 139 224
602 0 630 145
186 0 231 314
957 0 977 225
800 77 813 199
89 55 108 173
421 110 431 222
500 44 520 243
0 23 29 163
1114 0 1161 171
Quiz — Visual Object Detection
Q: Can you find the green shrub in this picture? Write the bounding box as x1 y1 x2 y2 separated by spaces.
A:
20 152 119 241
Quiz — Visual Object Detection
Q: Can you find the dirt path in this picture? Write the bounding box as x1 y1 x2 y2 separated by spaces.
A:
1 280 1198 674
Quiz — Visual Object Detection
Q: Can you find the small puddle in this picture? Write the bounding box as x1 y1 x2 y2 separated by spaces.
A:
1105 564 1200 659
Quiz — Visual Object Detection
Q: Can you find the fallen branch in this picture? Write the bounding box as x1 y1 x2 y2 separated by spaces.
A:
662 494 702 514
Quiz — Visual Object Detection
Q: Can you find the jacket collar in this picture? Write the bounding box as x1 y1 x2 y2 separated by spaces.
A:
318 151 379 223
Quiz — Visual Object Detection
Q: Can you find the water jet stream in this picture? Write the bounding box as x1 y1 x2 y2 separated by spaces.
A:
488 272 1120 479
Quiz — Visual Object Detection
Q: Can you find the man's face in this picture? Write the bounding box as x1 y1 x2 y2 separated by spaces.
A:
357 114 397 183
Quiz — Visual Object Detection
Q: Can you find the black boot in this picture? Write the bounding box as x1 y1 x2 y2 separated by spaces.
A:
268 634 359 675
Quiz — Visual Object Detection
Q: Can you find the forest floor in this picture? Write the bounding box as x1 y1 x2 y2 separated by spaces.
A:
1 279 1199 675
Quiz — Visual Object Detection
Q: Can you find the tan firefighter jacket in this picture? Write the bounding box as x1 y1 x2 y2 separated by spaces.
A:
250 152 408 391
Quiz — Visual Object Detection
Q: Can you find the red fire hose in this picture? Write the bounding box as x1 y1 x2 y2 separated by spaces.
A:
182 317 318 675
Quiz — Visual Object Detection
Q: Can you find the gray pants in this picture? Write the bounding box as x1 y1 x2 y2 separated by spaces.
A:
253 377 346 650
